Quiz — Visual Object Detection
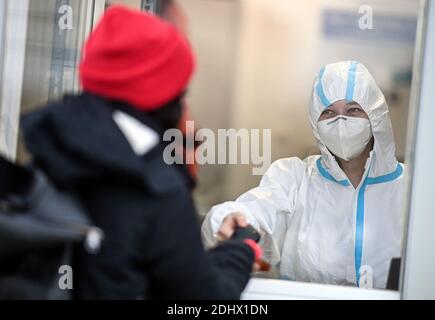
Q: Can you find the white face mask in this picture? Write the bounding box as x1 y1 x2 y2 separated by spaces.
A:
317 115 373 161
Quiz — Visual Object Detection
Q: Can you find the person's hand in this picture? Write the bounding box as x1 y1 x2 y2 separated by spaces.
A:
216 212 248 241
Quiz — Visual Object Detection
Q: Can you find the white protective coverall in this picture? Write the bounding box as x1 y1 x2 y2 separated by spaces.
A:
201 61 405 289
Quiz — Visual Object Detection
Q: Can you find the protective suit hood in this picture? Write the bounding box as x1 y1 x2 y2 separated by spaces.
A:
309 61 398 182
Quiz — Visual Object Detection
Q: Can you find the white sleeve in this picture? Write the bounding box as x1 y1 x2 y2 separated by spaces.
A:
201 157 305 264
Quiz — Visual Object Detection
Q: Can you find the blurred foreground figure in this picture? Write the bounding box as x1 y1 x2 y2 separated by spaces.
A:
21 5 259 299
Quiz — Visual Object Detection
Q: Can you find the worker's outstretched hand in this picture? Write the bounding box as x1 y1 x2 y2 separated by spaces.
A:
216 212 248 241
217 213 270 272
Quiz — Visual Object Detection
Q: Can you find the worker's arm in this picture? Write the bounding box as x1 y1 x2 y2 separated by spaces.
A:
201 157 305 265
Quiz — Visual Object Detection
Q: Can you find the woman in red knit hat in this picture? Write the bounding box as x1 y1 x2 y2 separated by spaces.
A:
21 5 260 299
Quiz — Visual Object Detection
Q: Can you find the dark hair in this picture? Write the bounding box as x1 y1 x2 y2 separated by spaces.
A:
158 0 173 15
147 94 183 131
99 90 184 133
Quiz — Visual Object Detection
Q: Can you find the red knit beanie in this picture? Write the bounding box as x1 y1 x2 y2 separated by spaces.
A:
79 5 195 111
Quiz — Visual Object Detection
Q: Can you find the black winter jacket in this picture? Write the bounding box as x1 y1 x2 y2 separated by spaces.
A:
21 93 254 300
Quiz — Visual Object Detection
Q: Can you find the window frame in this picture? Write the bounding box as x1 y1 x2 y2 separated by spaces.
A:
0 0 29 161
400 0 435 300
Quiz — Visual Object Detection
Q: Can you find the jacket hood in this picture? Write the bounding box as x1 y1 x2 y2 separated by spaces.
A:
21 94 183 194
309 60 398 182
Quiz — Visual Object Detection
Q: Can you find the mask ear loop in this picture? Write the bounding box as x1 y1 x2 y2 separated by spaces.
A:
362 114 375 154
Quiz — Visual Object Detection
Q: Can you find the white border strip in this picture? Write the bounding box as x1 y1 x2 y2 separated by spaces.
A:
0 0 29 160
